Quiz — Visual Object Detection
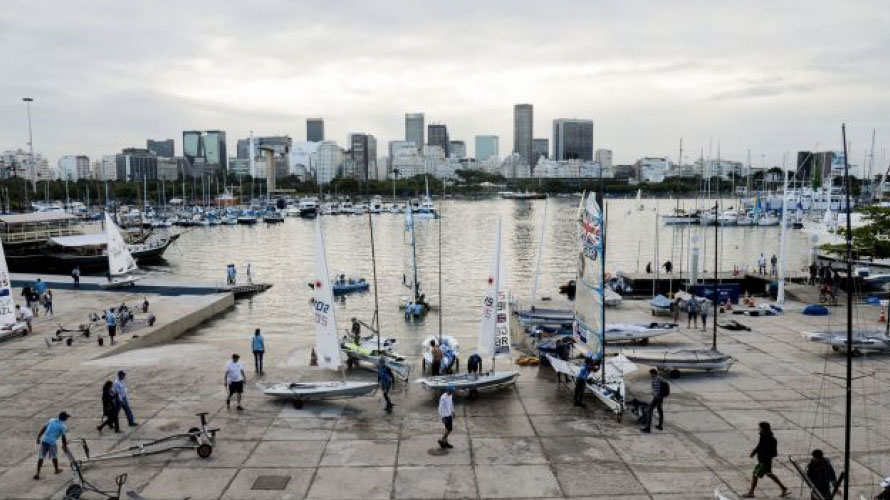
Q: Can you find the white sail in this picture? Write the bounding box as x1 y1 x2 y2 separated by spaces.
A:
573 192 605 359
104 213 138 277
0 240 16 326
313 219 341 370
479 218 510 357
403 208 419 299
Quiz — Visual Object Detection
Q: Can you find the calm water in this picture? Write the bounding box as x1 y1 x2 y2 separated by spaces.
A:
155 198 813 356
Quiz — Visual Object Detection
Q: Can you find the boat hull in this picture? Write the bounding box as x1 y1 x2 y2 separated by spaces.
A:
257 381 377 401
622 349 735 372
419 371 519 392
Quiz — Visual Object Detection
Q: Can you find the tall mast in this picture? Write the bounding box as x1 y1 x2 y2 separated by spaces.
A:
368 207 381 351
841 124 853 500
777 154 789 304
438 211 443 344
529 200 548 311
712 156 719 351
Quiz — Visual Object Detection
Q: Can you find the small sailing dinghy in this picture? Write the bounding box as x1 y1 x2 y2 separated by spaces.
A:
545 191 633 419
418 218 519 393
258 219 377 407
99 213 141 289
803 329 890 356
0 238 27 340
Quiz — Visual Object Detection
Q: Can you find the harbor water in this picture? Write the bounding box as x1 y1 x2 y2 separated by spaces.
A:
155 197 815 359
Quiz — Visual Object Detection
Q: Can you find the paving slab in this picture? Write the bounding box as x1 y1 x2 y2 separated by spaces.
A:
394 465 477 499
471 437 548 465
475 464 562 498
245 440 326 467
306 466 394 499
398 434 472 465
221 467 314 500
139 467 238 499
319 439 397 466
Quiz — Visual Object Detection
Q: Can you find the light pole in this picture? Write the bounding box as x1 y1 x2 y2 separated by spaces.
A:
22 97 36 192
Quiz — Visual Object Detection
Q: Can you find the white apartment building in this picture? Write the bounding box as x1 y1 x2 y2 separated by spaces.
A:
315 141 344 185
595 149 613 170
58 155 90 181
501 153 531 179
635 157 670 183
696 159 744 179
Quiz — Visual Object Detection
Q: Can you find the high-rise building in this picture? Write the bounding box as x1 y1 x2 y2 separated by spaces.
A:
595 149 613 170
513 104 534 167
146 139 174 158
533 138 549 162
427 124 449 158
552 119 594 161
57 155 90 181
449 141 466 160
307 118 324 142
349 133 376 181
116 148 158 181
405 113 424 150
316 141 344 184
182 130 227 174
475 135 499 162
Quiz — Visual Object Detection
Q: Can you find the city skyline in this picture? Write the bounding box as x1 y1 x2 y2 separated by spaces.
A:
1 1 888 168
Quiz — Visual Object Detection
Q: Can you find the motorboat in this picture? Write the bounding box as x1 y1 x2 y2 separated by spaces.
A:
388 203 401 214
322 203 339 215
621 348 735 377
353 202 368 215
716 211 738 226
736 213 754 226
237 212 258 225
331 277 370 295
263 211 285 223
369 197 383 214
285 205 301 217
662 210 700 225
339 201 355 215
757 212 780 226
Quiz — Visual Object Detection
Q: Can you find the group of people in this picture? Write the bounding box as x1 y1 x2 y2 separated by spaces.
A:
225 263 253 286
667 296 712 330
21 279 54 317
757 253 780 277
809 261 841 304
645 260 673 274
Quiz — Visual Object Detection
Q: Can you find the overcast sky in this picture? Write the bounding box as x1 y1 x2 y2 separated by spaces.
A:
1 0 888 170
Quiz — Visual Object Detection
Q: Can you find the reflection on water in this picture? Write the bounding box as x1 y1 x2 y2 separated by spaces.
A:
158 198 812 354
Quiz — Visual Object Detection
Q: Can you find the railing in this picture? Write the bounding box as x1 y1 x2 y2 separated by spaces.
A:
0 227 80 244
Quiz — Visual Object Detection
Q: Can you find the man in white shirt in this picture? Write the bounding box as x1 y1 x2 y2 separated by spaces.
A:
224 353 246 411
15 304 33 333
113 370 137 426
437 385 455 449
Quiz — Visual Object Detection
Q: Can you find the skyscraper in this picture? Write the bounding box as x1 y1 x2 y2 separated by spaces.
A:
405 113 424 150
475 135 499 162
449 141 466 159
146 139 174 157
182 130 227 173
552 119 594 161
513 104 534 167
427 124 449 158
307 118 324 142
533 138 549 162
349 133 376 181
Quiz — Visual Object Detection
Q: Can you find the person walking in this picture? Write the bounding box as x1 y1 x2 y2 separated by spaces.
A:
15 304 33 334
770 254 778 277
43 290 53 316
21 285 33 311
805 449 836 500
809 262 818 286
34 411 69 480
573 359 592 407
663 260 673 274
113 370 138 427
106 308 117 345
700 300 709 332
741 421 790 497
251 329 265 376
71 266 81 288
430 340 443 376
686 299 699 329
97 380 120 433
377 358 394 411
35 278 47 301
757 253 766 274
641 368 666 433
224 353 246 411
437 385 455 449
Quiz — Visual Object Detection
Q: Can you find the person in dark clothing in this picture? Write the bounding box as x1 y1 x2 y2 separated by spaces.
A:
645 262 652 274
742 421 790 497
430 340 442 376
876 477 890 500
350 318 361 344
805 449 836 500
809 262 818 285
97 380 120 433
573 359 592 407
663 260 673 274
641 368 665 433
467 353 482 374
377 358 394 411
71 267 81 288
686 299 699 328
554 338 571 382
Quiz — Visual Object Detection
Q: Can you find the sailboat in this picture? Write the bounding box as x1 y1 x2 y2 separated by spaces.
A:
400 208 434 316
0 239 27 340
544 191 637 420
99 213 141 289
415 176 439 219
419 218 519 393
623 198 736 377
421 213 459 374
258 219 378 408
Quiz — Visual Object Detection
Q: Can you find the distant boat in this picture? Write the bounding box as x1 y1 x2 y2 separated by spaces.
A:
99 212 141 289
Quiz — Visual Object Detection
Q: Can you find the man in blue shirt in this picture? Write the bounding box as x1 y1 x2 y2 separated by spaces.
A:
378 358 394 411
573 359 592 407
34 411 69 480
251 329 265 375
106 309 117 345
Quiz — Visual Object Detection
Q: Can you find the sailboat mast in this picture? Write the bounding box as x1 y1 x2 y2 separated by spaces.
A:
601 201 607 384
438 212 443 344
530 200 548 310
712 164 719 351
411 209 419 301
841 124 853 500
777 155 789 304
368 209 381 351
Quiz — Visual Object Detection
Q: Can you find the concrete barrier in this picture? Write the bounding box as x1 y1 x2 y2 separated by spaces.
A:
98 293 235 358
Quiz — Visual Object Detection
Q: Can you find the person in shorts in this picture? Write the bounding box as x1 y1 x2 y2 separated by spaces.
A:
438 385 455 449
34 411 69 480
742 421 790 497
224 353 246 411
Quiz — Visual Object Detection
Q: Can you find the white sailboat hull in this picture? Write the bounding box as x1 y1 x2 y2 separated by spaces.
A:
98 275 140 289
257 381 377 401
418 371 519 392
804 330 890 352
621 348 735 372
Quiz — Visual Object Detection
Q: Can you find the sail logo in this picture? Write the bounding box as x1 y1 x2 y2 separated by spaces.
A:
580 212 602 260
313 300 331 326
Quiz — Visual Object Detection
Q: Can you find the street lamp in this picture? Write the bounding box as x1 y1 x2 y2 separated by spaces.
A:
22 97 35 192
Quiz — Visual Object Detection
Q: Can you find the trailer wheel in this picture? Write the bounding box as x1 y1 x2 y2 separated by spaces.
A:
852 349 863 358
197 443 213 458
188 427 200 441
669 369 681 379
65 484 83 499
639 338 650 346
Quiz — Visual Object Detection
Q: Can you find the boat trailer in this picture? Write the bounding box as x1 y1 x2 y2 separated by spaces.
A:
72 413 219 467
